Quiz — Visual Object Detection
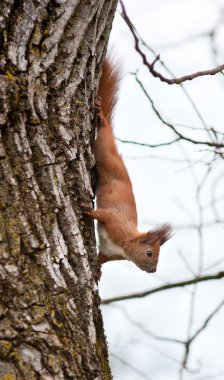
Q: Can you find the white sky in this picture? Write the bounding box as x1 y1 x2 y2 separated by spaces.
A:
98 1 224 379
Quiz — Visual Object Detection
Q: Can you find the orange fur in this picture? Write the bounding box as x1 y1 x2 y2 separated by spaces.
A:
98 58 121 125
83 58 173 274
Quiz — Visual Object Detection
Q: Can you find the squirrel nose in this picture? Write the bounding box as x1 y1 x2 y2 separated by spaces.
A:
146 265 156 273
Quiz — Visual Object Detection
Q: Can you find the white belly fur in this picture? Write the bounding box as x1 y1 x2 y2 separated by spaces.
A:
98 225 128 259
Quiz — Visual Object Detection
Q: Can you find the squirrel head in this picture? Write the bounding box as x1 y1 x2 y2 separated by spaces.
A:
126 224 173 273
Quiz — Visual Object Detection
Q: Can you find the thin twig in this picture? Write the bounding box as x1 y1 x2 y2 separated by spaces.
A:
110 352 151 379
190 298 224 343
116 136 181 148
132 72 224 149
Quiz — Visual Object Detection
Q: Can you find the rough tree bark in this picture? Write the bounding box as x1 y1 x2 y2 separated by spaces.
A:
0 1 118 379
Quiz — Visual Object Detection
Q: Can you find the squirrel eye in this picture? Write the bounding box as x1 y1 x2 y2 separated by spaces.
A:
146 250 153 257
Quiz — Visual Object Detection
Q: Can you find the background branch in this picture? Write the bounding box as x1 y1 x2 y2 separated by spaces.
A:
119 0 224 85
102 272 224 304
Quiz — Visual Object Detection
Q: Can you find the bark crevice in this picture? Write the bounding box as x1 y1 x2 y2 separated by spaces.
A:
0 0 118 378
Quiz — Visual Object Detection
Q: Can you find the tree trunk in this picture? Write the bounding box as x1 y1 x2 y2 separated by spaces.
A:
0 1 117 379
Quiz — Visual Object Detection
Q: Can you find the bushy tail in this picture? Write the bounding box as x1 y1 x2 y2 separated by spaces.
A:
98 58 121 126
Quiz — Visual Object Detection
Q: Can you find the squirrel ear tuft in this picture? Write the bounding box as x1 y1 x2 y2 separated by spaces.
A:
140 224 173 245
156 223 173 245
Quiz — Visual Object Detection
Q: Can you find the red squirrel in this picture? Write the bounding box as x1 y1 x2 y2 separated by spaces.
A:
82 58 173 273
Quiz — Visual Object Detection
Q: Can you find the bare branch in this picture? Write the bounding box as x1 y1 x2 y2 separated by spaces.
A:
119 0 224 85
101 271 224 304
177 250 196 276
132 73 224 149
179 286 198 374
180 298 224 375
118 306 184 345
136 35 211 135
110 352 151 379
190 298 224 343
116 136 181 148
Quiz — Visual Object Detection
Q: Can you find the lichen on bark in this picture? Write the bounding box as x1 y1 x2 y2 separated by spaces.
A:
0 1 118 379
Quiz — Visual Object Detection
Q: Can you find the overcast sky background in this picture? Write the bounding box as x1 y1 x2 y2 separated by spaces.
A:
98 1 224 379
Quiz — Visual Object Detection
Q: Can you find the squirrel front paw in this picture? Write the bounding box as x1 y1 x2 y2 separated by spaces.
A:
95 96 102 114
80 202 92 215
94 97 105 128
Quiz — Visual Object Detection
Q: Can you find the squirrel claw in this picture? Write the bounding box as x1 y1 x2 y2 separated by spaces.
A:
95 96 102 119
95 96 102 113
80 202 92 213
94 97 104 128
